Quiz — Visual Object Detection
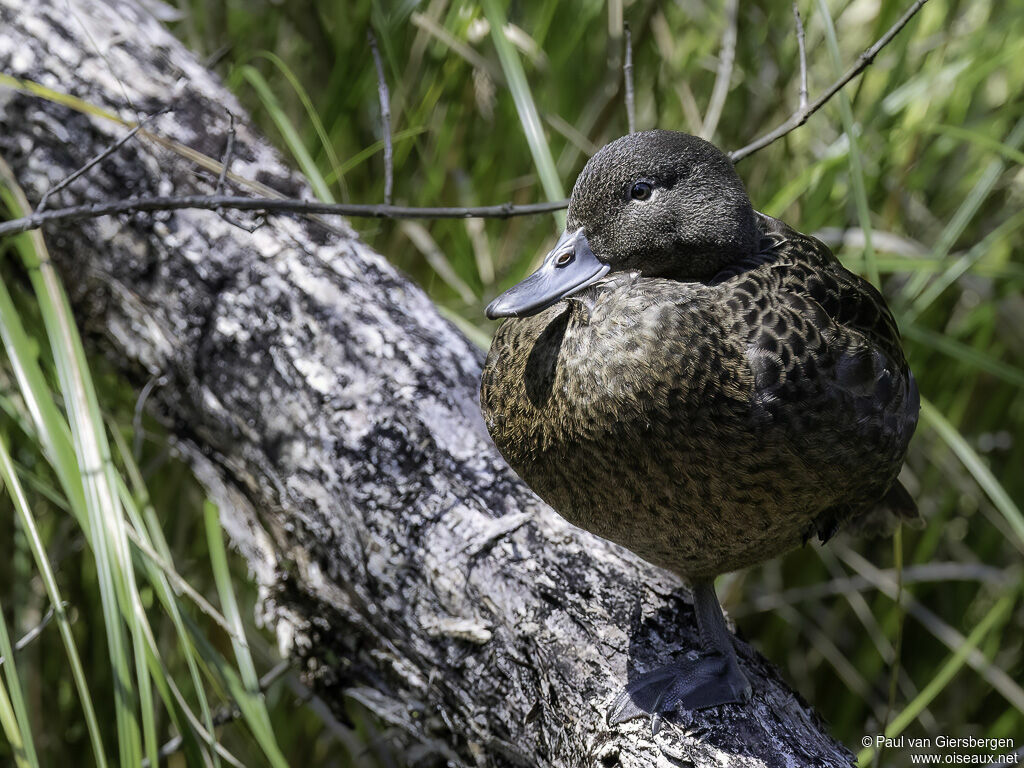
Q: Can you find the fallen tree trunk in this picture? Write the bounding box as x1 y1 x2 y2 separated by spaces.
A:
0 1 855 765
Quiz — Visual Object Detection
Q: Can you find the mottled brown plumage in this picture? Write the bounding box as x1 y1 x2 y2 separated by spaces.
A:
479 130 918 720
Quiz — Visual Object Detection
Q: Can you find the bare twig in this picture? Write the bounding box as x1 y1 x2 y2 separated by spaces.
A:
0 0 931 239
793 2 809 110
729 0 930 162
214 112 236 196
701 0 739 140
36 109 167 211
224 211 267 234
0 604 62 665
368 29 393 206
623 22 636 133
0 195 570 237
214 112 261 232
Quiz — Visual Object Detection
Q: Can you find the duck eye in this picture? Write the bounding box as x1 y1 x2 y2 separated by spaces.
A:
630 181 653 201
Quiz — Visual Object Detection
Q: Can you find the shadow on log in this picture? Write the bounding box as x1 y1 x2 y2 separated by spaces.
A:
0 1 854 765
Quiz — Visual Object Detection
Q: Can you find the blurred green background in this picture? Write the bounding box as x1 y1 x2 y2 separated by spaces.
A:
1 0 1022 765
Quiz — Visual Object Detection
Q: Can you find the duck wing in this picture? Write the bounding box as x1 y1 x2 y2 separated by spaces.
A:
755 213 907 366
715 213 920 538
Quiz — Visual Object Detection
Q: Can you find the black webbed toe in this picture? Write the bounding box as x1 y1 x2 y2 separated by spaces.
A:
609 651 751 729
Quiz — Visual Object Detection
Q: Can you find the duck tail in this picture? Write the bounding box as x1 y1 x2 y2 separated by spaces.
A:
848 480 923 538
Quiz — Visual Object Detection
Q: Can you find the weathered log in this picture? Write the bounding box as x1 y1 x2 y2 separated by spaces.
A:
0 1 855 765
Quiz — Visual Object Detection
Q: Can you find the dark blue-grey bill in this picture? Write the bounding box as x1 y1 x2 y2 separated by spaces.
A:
485 229 610 319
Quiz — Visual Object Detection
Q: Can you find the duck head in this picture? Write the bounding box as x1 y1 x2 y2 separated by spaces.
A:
485 130 759 319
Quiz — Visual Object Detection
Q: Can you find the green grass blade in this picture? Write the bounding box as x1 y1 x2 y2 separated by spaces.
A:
762 152 847 218
481 0 565 227
0 596 38 768
920 398 1024 549
921 123 1024 167
0 73 127 128
106 420 238 638
856 590 1016 766
133 602 246 768
133 605 158 768
0 671 31 768
106 424 227 765
0 243 88 524
182 608 290 768
326 126 426 185
1 163 142 767
0 437 107 768
3 160 221 767
8 457 70 512
835 544 1024 716
906 209 1024 322
401 221 478 304
833 254 1024 280
32 271 140 767
237 65 335 203
436 304 492 351
903 325 1024 390
251 51 348 200
204 501 260 696
104 452 242 765
901 115 1024 303
205 500 286 766
0 269 157 767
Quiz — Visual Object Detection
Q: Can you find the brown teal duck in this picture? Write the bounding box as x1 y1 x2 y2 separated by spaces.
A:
479 130 919 723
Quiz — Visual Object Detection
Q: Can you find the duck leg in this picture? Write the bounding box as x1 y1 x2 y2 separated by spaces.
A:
608 580 751 726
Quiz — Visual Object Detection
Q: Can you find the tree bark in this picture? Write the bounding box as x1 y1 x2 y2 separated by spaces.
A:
0 1 855 766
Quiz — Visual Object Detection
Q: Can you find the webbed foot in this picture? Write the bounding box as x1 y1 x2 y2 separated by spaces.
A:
608 650 751 727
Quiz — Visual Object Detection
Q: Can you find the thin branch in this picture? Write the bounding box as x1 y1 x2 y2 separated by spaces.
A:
214 111 263 232
214 112 236 197
0 195 570 237
792 2 809 110
36 109 166 211
701 0 739 140
0 604 62 665
729 0 930 162
0 0 932 239
623 22 636 134
368 28 393 206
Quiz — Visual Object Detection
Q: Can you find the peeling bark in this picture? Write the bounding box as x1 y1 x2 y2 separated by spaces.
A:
0 2 855 766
